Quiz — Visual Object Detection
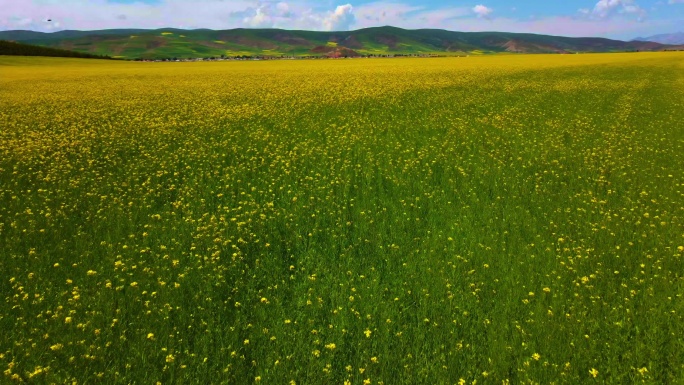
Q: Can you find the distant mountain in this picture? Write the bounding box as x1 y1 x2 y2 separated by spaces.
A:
0 26 677 60
0 29 151 42
633 32 684 45
0 39 114 59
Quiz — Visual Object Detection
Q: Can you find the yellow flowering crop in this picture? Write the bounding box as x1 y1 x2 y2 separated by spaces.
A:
0 52 683 384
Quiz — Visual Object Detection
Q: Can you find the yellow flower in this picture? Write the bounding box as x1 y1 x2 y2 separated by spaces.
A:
147 333 155 340
166 354 175 363
589 368 598 378
364 329 372 338
532 353 540 361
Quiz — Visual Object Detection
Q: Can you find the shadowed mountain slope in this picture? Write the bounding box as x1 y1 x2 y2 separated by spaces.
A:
0 39 114 59
0 26 678 59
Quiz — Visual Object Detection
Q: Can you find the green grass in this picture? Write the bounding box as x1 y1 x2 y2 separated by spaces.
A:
7 26 670 60
0 53 683 384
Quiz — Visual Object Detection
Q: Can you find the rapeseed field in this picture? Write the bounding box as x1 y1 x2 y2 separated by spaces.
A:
1 53 683 384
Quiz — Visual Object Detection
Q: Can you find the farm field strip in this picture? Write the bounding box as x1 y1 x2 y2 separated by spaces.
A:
1 53 683 384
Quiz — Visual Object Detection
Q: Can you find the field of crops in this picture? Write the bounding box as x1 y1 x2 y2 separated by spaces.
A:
1 53 683 384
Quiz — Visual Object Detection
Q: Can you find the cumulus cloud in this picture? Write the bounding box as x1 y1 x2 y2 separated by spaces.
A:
0 0 357 32
591 0 646 20
275 2 292 18
322 4 355 31
443 15 673 40
0 0 254 31
242 2 299 28
472 5 493 18
243 5 273 28
0 0 675 40
240 2 356 31
352 1 677 40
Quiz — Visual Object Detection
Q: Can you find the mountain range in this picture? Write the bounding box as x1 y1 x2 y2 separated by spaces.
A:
633 32 684 45
1 26 681 59
0 39 113 59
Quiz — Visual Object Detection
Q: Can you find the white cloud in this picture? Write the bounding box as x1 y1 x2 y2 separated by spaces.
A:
591 0 646 20
8 16 33 27
276 2 292 17
353 2 676 40
472 5 493 18
240 2 356 31
0 0 677 40
322 4 355 31
450 15 679 40
244 5 273 28
0 0 255 31
0 0 357 32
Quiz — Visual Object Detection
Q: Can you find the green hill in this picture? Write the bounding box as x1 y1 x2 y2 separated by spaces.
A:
0 26 675 60
0 39 114 59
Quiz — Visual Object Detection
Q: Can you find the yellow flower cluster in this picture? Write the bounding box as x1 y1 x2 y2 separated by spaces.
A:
0 52 683 384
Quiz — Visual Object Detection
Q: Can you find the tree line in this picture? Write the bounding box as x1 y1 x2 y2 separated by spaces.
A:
0 40 115 60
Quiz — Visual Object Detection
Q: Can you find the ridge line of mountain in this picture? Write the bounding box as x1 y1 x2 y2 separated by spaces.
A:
1 26 682 59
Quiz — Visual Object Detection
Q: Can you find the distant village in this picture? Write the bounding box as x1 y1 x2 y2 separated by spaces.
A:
130 53 452 62
125 49 676 62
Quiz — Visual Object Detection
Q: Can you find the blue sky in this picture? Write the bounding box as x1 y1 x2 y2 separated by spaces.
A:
1 0 682 40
